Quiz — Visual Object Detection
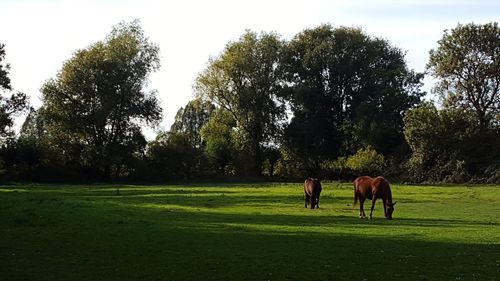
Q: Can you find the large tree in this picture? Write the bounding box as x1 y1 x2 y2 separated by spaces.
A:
196 30 286 175
404 103 474 182
147 98 216 179
0 43 29 140
403 102 500 183
428 22 500 129
283 25 424 170
147 131 203 180
170 98 215 148
40 20 161 178
200 108 237 175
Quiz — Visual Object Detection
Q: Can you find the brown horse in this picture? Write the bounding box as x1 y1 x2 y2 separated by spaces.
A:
304 178 322 209
353 176 397 219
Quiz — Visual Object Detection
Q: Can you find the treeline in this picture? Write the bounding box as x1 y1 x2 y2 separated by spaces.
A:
0 21 498 183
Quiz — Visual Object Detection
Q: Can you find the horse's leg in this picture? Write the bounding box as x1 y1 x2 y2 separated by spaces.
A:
316 195 320 209
369 196 377 219
359 198 365 218
383 199 387 218
304 193 309 208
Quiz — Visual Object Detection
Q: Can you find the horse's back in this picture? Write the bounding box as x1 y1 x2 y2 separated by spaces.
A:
372 176 390 191
304 178 321 195
354 176 373 191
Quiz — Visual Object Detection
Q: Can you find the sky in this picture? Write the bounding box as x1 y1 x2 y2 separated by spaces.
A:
0 0 499 139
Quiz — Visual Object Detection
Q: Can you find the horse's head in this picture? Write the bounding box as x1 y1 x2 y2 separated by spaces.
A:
386 201 397 219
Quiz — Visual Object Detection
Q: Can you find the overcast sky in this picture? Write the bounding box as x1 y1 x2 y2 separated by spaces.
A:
0 0 498 139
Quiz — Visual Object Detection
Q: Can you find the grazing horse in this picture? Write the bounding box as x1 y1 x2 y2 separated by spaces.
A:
353 176 397 219
304 178 322 209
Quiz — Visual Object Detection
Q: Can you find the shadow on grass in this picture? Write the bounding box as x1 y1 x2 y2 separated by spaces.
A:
2 205 499 281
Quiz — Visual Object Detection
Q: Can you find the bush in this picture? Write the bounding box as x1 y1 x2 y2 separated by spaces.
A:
346 146 386 176
320 157 351 181
485 165 500 184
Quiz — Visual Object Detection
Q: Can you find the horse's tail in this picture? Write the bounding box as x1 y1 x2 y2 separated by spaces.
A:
353 180 359 206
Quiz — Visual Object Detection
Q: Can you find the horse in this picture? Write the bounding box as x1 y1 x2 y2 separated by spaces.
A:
304 178 322 209
353 176 397 219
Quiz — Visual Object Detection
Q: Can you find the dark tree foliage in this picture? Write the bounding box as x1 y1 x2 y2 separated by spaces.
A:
200 108 236 175
404 103 500 183
170 98 215 148
0 44 11 90
144 98 216 180
0 44 29 178
39 20 161 179
0 92 29 139
0 46 36 179
146 131 209 180
0 43 29 141
282 25 424 172
19 108 44 141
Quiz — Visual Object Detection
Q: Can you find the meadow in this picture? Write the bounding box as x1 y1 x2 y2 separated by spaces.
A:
1 182 499 281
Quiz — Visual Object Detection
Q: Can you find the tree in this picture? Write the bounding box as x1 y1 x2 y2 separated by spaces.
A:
200 108 236 175
0 43 29 141
282 25 424 172
345 146 386 176
170 98 215 148
0 43 29 179
196 30 286 176
146 98 216 179
39 20 161 178
403 103 476 182
404 102 500 183
428 22 500 129
18 109 48 164
147 131 207 180
0 43 10 90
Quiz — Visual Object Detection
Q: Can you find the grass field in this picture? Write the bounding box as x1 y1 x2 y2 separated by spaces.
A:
1 182 499 281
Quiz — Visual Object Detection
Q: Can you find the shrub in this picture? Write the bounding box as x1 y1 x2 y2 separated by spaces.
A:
320 157 350 180
346 146 386 175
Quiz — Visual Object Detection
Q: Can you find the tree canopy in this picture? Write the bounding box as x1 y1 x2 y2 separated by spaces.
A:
2 21 499 183
196 30 286 175
39 20 161 178
282 25 424 171
170 98 215 148
0 43 29 140
0 44 11 91
428 22 500 129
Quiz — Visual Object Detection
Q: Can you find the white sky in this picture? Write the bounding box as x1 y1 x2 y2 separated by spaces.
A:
0 0 498 139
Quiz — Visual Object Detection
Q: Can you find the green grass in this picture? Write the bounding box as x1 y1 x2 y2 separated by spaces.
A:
1 182 499 281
